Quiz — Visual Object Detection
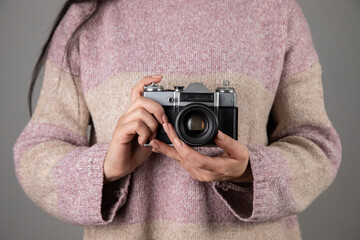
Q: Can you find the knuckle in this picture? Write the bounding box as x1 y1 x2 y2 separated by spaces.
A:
130 87 138 95
134 119 142 129
133 96 144 106
156 104 165 114
136 108 147 116
137 96 146 104
147 99 162 112
144 131 151 138
150 123 158 132
115 116 124 126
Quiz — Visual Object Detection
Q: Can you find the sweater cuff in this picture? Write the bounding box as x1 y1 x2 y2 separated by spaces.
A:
101 172 131 222
212 179 254 221
52 142 131 225
212 143 293 222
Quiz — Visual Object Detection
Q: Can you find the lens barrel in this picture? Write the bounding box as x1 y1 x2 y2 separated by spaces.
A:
175 104 218 146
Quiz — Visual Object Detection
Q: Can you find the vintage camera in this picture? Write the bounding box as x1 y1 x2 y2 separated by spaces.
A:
143 81 238 147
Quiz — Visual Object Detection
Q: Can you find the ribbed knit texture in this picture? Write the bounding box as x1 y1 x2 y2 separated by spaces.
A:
13 0 342 239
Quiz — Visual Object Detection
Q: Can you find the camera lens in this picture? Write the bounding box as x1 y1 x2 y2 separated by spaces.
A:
185 113 207 135
175 104 218 146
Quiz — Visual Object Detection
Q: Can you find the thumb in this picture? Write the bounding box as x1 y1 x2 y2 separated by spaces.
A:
214 130 248 160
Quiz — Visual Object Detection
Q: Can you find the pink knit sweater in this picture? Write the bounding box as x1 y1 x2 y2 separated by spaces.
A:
13 0 342 239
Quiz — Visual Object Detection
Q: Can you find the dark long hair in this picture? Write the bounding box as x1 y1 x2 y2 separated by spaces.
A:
28 0 108 117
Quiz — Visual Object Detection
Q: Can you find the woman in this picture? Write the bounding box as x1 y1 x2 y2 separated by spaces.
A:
13 0 342 239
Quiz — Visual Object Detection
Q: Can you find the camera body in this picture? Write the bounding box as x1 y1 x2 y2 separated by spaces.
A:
143 81 238 147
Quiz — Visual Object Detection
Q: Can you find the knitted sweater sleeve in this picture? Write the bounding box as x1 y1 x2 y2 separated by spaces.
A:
13 3 131 226
211 0 342 222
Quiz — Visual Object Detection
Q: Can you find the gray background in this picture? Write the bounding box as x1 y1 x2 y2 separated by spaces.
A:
0 0 359 239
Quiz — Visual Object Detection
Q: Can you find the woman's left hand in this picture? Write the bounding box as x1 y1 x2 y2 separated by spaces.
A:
149 123 253 183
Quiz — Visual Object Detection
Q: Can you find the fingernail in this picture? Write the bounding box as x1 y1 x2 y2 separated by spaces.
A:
173 137 183 149
163 123 169 133
150 140 160 150
152 75 162 79
162 114 169 123
216 130 225 141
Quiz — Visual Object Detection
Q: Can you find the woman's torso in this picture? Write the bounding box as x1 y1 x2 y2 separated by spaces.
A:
71 0 301 239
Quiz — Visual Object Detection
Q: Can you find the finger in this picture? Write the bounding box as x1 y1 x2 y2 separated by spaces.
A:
164 123 237 173
131 75 163 103
115 119 152 145
121 108 159 139
126 97 168 124
214 130 248 160
149 139 181 162
162 123 196 155
149 130 226 182
162 123 214 169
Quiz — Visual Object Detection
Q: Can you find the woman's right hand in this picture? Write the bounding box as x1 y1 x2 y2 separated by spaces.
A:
103 75 168 183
